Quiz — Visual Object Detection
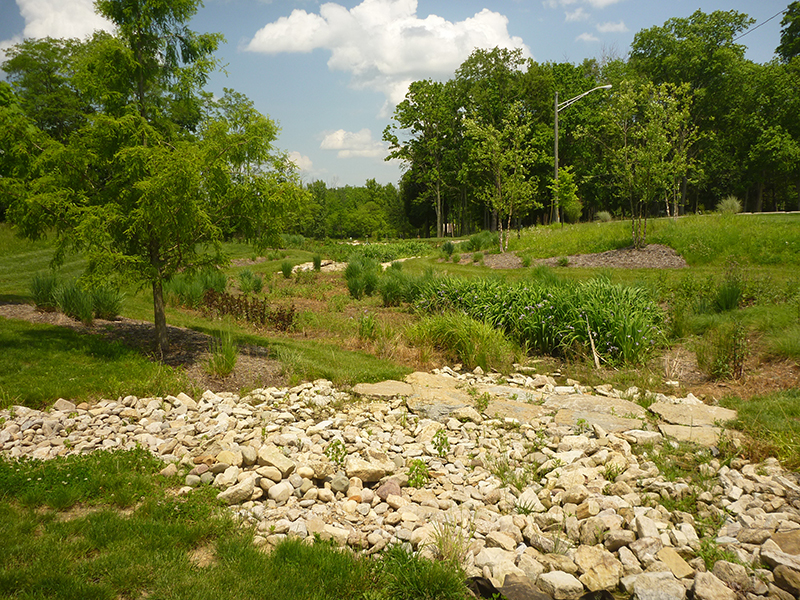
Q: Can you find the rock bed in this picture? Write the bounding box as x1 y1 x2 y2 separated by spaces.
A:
2 369 800 600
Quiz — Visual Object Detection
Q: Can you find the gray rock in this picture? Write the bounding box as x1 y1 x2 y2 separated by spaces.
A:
773 565 800 597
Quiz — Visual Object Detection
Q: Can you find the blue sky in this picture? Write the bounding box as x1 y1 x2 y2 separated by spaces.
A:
0 0 789 187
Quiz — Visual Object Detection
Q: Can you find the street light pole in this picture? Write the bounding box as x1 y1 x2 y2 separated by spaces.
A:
552 84 612 224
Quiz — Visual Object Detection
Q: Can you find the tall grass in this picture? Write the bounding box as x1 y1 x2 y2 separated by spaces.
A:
54 280 95 325
164 268 227 308
345 257 381 299
206 331 238 377
415 276 663 365
30 272 59 311
406 312 518 372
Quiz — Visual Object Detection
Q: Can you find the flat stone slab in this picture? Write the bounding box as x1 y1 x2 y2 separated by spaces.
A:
480 384 544 404
543 394 647 419
352 380 413 398
486 398 551 424
658 423 722 446
405 372 473 421
555 409 643 433
649 402 736 427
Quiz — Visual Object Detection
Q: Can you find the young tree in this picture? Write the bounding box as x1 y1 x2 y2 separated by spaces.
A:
548 166 582 224
7 0 303 356
465 102 539 252
591 81 696 247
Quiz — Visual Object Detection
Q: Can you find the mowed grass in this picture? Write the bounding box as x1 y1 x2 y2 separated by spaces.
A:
0 318 188 409
0 449 472 600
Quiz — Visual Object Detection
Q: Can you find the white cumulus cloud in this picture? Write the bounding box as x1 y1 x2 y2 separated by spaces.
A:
596 21 628 33
288 151 314 172
245 0 530 111
576 32 600 43
320 128 387 159
565 8 589 22
3 0 113 47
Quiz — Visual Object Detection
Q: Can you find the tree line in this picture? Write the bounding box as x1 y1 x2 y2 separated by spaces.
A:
383 5 800 244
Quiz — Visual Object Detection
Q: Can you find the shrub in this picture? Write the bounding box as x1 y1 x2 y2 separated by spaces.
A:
280 260 293 279
92 286 125 320
55 280 94 325
441 240 454 256
717 196 742 215
451 253 460 263
465 230 498 252
312 254 322 271
595 210 613 222
280 233 305 248
30 272 59 312
472 252 483 263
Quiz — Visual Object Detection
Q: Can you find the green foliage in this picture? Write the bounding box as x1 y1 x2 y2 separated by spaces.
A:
472 252 483 263
30 272 59 311
280 260 293 279
92 285 124 320
441 241 455 256
312 254 322 271
378 543 472 600
416 276 663 365
164 268 226 309
432 429 450 458
0 447 166 509
451 253 460 263
595 211 613 222
463 231 498 252
721 389 800 470
550 166 582 224
345 256 381 299
407 459 430 488
407 312 518 372
379 267 436 307
357 311 378 341
238 269 263 294
324 439 348 469
206 331 238 378
4 2 305 357
54 280 94 325
695 319 748 380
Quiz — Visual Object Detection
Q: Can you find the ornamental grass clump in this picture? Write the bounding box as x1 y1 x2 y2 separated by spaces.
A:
344 256 380 299
54 280 95 325
30 272 59 312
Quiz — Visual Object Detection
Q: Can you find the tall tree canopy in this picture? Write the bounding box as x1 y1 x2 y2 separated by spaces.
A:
3 0 304 355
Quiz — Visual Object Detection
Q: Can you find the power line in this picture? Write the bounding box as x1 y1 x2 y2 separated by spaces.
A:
732 8 788 42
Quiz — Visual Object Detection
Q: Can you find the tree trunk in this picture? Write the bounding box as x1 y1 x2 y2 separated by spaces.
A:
152 279 168 357
435 180 443 238
755 179 763 213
